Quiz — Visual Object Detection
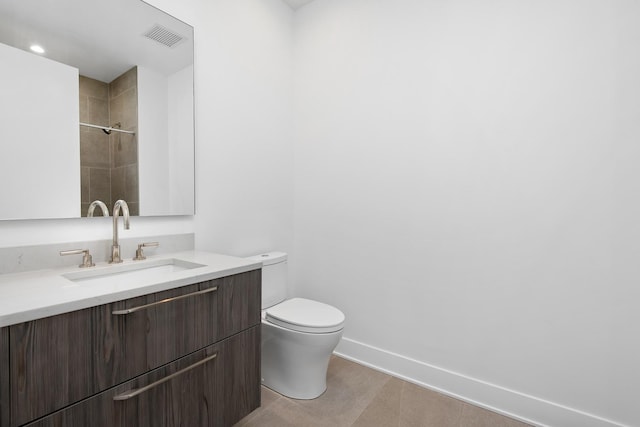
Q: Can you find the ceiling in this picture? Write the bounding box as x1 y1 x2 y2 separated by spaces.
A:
282 0 316 10
0 0 310 83
0 0 193 82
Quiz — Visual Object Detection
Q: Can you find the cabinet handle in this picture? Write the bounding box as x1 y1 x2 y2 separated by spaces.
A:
112 286 218 315
112 352 218 401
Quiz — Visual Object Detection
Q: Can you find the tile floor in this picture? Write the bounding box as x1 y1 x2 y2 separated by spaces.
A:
235 356 533 427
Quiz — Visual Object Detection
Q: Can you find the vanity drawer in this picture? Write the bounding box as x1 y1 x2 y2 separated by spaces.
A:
1 327 8 427
25 325 261 427
9 269 260 427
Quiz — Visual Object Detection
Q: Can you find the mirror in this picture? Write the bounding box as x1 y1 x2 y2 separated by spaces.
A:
0 0 194 219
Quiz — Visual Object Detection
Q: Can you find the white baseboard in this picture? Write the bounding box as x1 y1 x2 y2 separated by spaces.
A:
334 337 627 427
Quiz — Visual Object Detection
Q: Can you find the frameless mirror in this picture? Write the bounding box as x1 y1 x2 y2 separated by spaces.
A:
0 0 194 219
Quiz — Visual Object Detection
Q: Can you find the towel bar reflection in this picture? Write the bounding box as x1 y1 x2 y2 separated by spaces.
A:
80 122 136 135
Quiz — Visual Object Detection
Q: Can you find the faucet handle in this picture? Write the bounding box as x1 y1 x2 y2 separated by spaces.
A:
133 242 159 261
60 249 95 268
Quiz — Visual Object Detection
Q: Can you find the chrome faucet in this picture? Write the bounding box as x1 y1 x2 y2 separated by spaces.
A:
110 200 130 263
87 200 109 217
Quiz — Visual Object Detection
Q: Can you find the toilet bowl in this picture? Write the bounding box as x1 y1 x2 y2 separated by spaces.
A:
247 253 345 400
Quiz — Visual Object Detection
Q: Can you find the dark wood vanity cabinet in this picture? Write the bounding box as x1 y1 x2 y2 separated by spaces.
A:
1 269 261 427
1 327 9 427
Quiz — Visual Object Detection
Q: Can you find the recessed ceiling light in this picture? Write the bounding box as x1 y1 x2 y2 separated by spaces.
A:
30 45 45 54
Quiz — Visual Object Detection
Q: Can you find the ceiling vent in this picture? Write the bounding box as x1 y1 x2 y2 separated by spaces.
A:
143 24 185 48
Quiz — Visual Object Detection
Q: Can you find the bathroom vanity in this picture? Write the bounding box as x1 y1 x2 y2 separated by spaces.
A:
0 252 261 427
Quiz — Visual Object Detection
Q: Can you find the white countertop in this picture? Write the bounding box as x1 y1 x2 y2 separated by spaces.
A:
0 251 262 327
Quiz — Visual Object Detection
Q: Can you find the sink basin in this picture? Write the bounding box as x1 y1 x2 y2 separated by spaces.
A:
63 258 205 287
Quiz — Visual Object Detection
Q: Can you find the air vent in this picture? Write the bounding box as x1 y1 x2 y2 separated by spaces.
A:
143 24 185 48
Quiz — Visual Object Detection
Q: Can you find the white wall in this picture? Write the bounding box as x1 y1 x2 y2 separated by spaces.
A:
168 65 195 214
0 0 293 261
138 0 294 256
293 1 640 426
138 64 195 216
0 43 79 220
175 0 294 258
138 66 171 214
4 0 634 425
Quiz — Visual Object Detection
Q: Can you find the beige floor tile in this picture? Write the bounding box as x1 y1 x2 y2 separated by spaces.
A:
352 376 404 427
234 356 534 427
261 386 282 408
234 398 322 427
398 381 464 427
233 387 282 426
459 403 532 427
288 356 394 426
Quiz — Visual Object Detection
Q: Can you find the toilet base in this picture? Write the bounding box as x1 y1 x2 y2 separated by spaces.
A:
261 320 343 400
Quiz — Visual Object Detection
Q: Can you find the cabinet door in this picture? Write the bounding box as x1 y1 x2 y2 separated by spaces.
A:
10 270 260 427
25 326 260 427
0 327 8 427
221 323 261 426
10 304 95 426
217 269 261 339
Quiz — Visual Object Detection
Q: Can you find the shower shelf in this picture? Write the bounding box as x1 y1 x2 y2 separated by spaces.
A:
80 122 136 135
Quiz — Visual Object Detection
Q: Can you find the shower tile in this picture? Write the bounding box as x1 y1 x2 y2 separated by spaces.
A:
109 89 137 131
79 75 108 99
111 167 124 200
87 96 109 126
125 163 139 203
109 66 137 98
126 201 139 216
79 94 88 123
111 133 138 168
81 167 90 203
111 166 138 216
80 128 110 168
120 88 138 130
89 167 111 207
109 93 124 125
78 68 137 216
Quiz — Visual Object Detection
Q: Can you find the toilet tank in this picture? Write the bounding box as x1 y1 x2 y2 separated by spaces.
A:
247 252 288 309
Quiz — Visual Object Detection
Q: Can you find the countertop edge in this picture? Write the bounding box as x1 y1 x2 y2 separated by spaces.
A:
0 251 262 328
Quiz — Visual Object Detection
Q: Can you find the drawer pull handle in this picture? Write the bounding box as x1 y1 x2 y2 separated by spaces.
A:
112 286 218 315
113 352 218 401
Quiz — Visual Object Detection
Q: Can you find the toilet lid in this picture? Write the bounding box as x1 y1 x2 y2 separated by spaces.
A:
265 298 345 333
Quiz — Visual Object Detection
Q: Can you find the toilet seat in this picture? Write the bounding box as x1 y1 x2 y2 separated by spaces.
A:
265 298 345 333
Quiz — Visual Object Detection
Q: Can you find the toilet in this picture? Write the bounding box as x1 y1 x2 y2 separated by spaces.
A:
247 252 345 400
